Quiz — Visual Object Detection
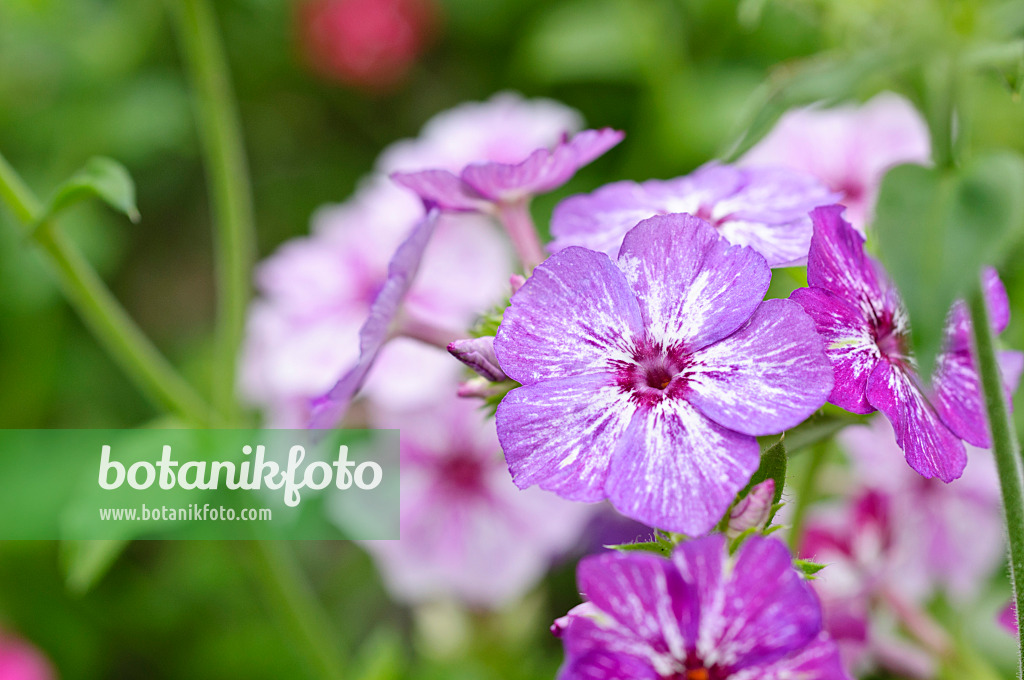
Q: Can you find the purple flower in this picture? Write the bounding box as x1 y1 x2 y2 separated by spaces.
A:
309 209 440 429
0 632 54 680
556 534 849 680
355 396 594 608
740 92 931 230
549 162 840 267
494 213 833 534
392 128 624 211
789 205 1022 481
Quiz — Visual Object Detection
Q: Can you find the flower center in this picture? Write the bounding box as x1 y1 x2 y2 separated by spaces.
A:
875 325 906 362
437 452 488 495
613 340 689 406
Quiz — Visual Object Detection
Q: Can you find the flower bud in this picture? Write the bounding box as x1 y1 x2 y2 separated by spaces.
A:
448 336 507 382
726 479 774 538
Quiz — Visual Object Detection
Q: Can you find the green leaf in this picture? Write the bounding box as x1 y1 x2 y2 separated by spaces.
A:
874 153 1024 379
352 628 405 680
749 439 787 509
60 539 128 595
44 156 140 225
793 558 827 579
606 538 673 557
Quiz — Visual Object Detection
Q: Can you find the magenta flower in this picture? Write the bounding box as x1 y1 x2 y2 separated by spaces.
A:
494 213 833 534
354 396 594 608
0 633 54 680
740 92 931 229
549 162 840 267
556 535 849 680
790 205 1021 481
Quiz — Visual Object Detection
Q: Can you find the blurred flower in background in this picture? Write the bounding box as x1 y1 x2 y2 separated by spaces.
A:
799 417 1004 677
740 92 931 230
0 633 55 680
297 0 438 90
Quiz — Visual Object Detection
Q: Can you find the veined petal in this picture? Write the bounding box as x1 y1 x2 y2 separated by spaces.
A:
932 348 989 448
866 360 966 482
605 397 760 535
946 267 1011 352
693 535 822 670
308 209 440 429
496 374 636 502
790 287 881 414
685 299 833 436
391 169 488 211
577 552 695 663
806 205 889 316
729 633 851 680
616 213 770 353
560 617 660 680
495 247 643 384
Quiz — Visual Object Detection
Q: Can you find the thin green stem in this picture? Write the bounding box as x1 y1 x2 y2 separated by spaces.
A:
169 0 256 423
787 440 828 554
968 284 1024 678
0 151 216 427
248 541 347 680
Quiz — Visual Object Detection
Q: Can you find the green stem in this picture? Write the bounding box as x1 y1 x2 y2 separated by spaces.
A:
169 0 256 423
248 541 347 680
787 440 828 554
968 284 1024 679
0 151 216 427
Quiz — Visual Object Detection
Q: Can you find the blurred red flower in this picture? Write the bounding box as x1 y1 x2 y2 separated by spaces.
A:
298 0 437 90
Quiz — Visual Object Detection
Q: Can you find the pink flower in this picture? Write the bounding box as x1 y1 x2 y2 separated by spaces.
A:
298 0 437 90
0 633 55 680
798 416 1004 676
740 92 931 229
354 396 594 608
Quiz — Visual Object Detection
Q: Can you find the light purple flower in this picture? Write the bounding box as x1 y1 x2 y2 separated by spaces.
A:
556 534 849 680
494 213 833 534
549 162 841 267
391 128 624 211
309 208 441 429
790 205 1022 481
356 396 594 608
740 92 931 229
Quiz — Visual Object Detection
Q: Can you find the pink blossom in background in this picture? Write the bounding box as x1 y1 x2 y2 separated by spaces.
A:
298 0 437 90
354 397 595 608
799 416 1004 676
0 634 54 680
240 93 584 426
740 92 931 229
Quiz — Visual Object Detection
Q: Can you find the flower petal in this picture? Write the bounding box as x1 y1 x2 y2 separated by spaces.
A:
577 551 695 662
495 247 643 384
691 535 822 670
946 267 1011 352
308 209 440 428
932 348 989 448
728 633 851 680
559 616 660 680
390 169 487 211
496 374 637 502
461 128 624 203
805 205 889 313
685 298 834 436
865 360 966 481
558 646 659 680
790 287 880 414
616 213 770 352
604 397 760 535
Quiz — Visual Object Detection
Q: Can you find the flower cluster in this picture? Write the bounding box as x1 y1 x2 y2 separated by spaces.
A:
242 89 1019 679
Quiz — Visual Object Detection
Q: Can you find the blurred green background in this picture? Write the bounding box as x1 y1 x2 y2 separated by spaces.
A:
1 0 1023 678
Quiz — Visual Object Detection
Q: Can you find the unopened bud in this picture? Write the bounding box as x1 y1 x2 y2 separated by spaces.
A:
727 479 774 538
448 336 507 382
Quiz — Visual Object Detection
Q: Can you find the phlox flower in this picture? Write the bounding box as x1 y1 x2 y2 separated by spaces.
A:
555 534 849 680
740 92 931 229
241 93 582 426
355 396 594 608
393 128 624 267
798 416 1004 676
548 162 840 267
790 205 1022 481
494 213 833 534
